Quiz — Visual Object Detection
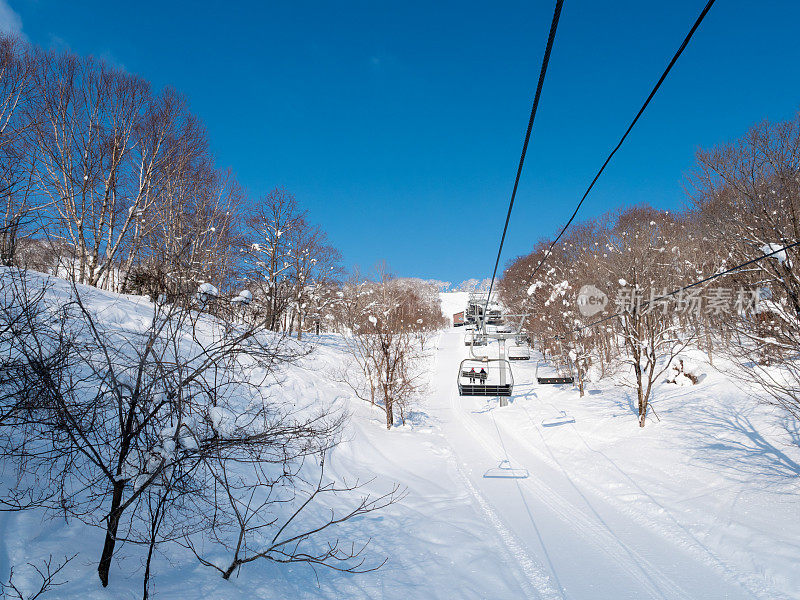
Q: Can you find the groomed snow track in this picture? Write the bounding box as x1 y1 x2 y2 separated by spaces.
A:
429 329 786 600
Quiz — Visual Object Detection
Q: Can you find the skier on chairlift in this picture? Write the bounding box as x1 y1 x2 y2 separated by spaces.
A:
469 367 477 383
479 367 487 383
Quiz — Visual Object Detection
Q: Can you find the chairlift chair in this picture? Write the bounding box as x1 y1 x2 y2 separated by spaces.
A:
472 333 487 346
535 359 574 385
464 329 487 346
486 311 504 325
457 358 513 396
508 343 531 361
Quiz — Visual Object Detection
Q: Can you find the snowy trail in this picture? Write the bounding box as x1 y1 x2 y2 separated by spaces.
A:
429 329 762 600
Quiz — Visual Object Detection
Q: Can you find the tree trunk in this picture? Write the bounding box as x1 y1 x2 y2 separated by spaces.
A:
705 319 714 366
634 359 647 428
143 523 157 599
637 375 647 428
98 480 126 586
222 562 238 580
385 395 393 429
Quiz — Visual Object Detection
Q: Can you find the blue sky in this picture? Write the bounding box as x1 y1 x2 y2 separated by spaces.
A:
5 1 800 284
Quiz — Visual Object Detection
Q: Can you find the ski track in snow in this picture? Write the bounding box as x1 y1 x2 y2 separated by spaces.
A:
431 332 562 600
431 328 787 600
450 455 560 600
447 378 687 599
510 391 792 600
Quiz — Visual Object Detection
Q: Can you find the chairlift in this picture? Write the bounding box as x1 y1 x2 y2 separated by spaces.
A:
457 358 513 397
508 342 531 361
486 310 504 325
469 342 490 360
464 330 487 346
535 359 574 385
515 332 532 346
483 459 528 479
488 323 513 334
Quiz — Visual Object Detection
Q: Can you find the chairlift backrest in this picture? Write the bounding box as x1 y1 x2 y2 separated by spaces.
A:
457 358 514 397
535 358 574 385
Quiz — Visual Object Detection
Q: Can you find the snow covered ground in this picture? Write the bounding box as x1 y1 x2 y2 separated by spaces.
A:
1 277 799 598
439 291 469 325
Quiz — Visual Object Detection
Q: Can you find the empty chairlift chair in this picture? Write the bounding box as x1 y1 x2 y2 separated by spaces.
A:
472 332 487 346
535 358 574 385
507 342 531 361
464 330 487 347
464 331 473 346
457 359 514 397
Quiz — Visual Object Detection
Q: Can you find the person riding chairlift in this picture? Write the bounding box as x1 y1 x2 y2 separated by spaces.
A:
479 367 487 383
468 367 477 383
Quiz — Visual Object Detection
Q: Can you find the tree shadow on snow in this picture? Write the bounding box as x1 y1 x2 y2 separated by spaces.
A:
397 408 434 428
600 386 638 418
685 404 800 487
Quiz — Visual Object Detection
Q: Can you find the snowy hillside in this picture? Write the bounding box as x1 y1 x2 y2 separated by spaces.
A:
1 272 799 599
439 291 469 325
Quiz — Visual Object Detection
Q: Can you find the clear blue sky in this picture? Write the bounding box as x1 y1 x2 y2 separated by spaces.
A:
7 0 800 284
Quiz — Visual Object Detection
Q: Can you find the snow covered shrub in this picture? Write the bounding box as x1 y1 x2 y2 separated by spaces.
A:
665 357 701 386
0 270 401 595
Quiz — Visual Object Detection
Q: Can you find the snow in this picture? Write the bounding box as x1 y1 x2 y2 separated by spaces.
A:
438 291 469 323
209 406 224 429
231 289 253 305
197 282 219 297
761 243 790 264
1 269 799 599
527 280 544 296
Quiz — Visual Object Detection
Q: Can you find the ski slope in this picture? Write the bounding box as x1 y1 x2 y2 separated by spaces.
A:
424 329 798 599
439 291 469 326
1 275 798 599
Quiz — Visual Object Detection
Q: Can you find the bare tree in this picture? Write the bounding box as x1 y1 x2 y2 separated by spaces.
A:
286 215 342 340
0 269 398 591
0 36 39 267
245 188 304 331
688 110 800 422
28 50 182 288
2 554 76 600
185 452 403 580
333 267 438 429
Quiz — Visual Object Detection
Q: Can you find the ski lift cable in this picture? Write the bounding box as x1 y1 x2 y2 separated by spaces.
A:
482 0 565 327
542 240 800 345
526 0 717 285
